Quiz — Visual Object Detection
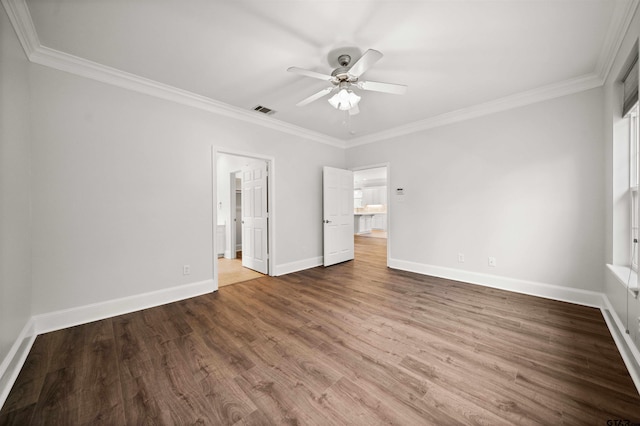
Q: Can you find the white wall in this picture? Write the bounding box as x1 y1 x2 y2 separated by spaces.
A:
347 87 605 292
0 4 32 392
29 64 345 315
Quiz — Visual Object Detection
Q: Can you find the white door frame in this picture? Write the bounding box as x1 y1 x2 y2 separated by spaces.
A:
350 162 391 266
212 148 276 290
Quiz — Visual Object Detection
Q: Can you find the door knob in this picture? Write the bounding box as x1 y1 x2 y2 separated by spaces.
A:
324 220 332 223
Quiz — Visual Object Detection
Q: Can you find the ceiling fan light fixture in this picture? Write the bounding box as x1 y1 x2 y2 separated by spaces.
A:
328 88 361 111
289 48 406 114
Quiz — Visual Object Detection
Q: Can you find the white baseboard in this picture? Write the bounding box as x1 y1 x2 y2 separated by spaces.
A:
273 256 323 276
388 258 603 307
32 279 215 335
0 318 35 409
3 262 639 410
1 278 215 409
388 258 640 393
601 295 640 394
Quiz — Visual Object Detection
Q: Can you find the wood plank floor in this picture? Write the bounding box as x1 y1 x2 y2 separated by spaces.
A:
2 236 640 425
218 252 264 288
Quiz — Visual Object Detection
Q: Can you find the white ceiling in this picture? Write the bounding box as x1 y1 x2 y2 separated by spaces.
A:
19 0 637 144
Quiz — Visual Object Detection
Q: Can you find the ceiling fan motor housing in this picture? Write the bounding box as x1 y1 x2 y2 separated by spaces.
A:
330 54 357 82
331 68 352 81
337 54 351 67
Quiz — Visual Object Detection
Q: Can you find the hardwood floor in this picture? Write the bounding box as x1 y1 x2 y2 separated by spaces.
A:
358 229 387 239
218 252 264 287
2 236 640 424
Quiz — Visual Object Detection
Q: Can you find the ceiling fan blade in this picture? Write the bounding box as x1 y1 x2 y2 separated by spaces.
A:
349 104 360 116
287 67 334 81
347 49 383 78
358 80 407 95
296 87 334 107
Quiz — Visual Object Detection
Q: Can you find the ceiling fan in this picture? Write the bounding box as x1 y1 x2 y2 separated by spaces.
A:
287 49 407 115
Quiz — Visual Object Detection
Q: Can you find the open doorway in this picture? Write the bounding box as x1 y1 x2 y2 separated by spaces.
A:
353 166 388 239
216 152 272 287
352 165 389 263
320 164 389 267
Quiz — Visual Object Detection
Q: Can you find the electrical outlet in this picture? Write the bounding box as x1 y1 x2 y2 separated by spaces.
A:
183 265 191 275
488 257 496 267
458 253 465 263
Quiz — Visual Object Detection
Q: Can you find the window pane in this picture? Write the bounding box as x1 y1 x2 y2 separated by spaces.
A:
631 103 640 271
630 105 639 187
633 189 639 270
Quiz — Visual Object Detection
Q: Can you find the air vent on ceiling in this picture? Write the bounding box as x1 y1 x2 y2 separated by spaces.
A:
253 105 276 115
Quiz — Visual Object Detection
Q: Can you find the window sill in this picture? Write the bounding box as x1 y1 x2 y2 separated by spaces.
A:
607 264 639 295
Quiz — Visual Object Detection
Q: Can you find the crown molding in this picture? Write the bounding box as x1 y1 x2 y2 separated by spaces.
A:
596 0 640 82
346 73 603 148
1 0 345 149
1 0 38 56
346 0 639 148
30 46 346 148
3 0 638 149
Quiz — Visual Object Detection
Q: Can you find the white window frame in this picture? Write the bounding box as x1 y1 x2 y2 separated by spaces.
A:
629 103 639 270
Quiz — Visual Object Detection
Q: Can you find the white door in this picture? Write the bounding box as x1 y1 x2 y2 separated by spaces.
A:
241 160 268 274
323 166 354 266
